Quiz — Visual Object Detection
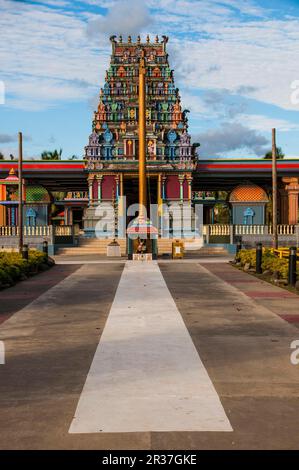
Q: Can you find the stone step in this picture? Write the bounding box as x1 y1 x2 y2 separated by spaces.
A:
69 242 126 246
58 248 126 255
58 239 127 255
78 239 126 247
184 239 204 251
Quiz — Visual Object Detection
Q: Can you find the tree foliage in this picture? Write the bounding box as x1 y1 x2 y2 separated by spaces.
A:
41 148 62 160
264 147 285 159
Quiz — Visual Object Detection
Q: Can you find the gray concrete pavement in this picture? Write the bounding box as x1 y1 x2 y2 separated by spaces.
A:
0 261 298 449
69 262 232 434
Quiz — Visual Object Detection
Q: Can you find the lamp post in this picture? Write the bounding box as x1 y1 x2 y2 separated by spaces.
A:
18 132 24 254
272 128 278 249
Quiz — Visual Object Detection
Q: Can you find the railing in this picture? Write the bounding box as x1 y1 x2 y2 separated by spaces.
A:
203 224 298 245
0 226 52 237
270 225 296 235
54 225 73 236
208 224 230 236
205 224 297 237
270 247 299 259
234 225 266 236
0 225 73 238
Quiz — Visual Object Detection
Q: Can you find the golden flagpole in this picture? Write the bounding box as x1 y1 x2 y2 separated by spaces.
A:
138 50 147 218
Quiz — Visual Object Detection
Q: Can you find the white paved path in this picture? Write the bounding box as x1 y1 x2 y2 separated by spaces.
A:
69 261 232 433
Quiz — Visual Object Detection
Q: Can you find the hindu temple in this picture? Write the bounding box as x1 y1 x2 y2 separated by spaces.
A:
83 35 197 242
0 35 299 255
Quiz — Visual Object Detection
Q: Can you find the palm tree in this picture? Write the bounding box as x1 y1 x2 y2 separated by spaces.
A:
264 147 285 159
41 148 62 160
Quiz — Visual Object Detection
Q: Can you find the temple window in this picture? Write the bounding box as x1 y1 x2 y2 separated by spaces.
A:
243 207 255 225
26 208 37 227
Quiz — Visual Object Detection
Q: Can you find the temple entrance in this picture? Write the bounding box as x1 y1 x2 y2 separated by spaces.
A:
124 175 158 225
124 177 139 227
147 176 158 209
72 208 84 229
124 175 159 259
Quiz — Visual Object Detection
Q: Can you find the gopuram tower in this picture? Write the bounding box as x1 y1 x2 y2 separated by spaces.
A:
84 35 198 241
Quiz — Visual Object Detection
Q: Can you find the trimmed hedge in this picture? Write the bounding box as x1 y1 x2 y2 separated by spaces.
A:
0 250 54 288
236 248 299 279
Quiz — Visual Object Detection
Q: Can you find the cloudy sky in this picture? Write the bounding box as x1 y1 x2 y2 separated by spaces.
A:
0 0 299 159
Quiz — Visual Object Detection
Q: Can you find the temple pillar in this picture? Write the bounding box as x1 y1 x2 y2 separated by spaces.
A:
69 208 73 226
88 177 94 206
278 188 289 224
186 175 192 203
178 175 184 202
96 175 103 202
0 186 6 226
157 174 163 233
120 173 124 197
283 177 299 225
162 176 166 200
288 190 299 225
157 174 162 206
115 175 120 199
64 207 68 225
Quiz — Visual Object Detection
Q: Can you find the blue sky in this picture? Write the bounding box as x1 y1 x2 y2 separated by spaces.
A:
0 0 299 159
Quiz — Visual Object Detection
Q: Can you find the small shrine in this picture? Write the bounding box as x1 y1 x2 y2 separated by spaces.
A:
0 169 51 226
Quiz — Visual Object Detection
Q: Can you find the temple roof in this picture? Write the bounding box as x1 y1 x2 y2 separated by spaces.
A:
229 183 269 203
127 216 158 235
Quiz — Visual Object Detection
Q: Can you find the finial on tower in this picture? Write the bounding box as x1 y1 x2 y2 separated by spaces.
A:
128 35 132 43
146 34 150 43
137 35 141 44
155 35 159 43
119 35 123 43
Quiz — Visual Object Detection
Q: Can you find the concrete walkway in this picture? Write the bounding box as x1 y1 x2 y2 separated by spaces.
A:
202 262 299 328
0 260 299 449
0 265 79 326
69 262 232 433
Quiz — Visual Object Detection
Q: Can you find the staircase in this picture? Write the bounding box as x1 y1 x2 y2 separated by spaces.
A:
57 238 127 256
57 238 230 258
184 245 229 258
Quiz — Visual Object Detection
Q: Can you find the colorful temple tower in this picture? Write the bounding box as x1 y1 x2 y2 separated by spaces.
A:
84 35 198 239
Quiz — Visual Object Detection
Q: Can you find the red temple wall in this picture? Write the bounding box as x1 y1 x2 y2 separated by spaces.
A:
183 179 188 199
166 175 180 199
92 179 98 200
102 175 116 199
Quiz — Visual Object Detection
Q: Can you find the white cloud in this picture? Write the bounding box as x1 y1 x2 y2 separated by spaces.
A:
238 114 299 132
196 122 269 157
1 0 299 117
0 1 110 109
87 0 152 38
